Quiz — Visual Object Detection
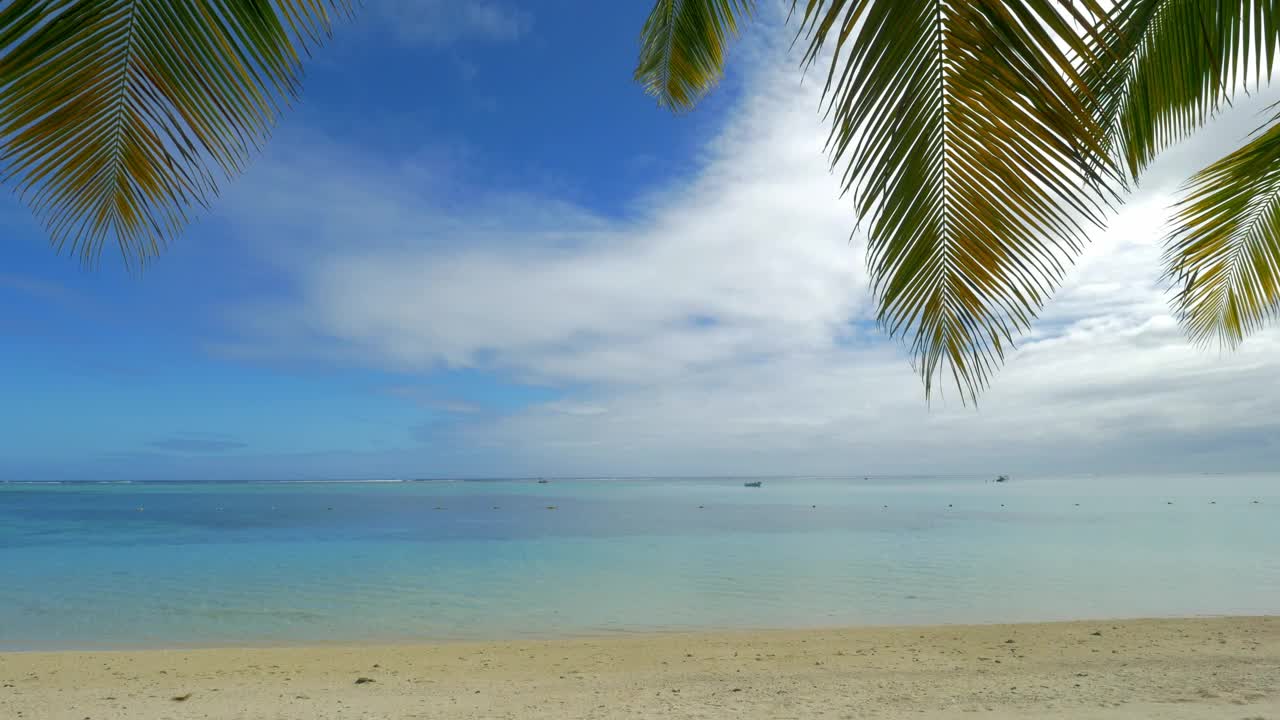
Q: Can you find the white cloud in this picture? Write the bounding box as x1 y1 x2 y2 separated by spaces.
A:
219 30 1280 476
368 1 532 48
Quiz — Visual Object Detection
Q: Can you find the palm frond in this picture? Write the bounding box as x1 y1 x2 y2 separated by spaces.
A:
1098 0 1280 179
635 0 755 111
1166 118 1280 346
0 0 350 266
790 0 1117 402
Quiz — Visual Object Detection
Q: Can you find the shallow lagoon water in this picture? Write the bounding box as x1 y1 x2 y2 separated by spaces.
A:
1 474 1276 650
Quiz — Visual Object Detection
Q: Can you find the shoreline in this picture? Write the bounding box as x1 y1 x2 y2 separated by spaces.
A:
0 612 1271 655
3 616 1276 719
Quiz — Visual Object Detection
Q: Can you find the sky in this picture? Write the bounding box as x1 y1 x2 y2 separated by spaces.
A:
2 2 1279 481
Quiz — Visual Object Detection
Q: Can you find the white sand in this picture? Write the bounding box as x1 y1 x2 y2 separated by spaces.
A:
2 616 1276 719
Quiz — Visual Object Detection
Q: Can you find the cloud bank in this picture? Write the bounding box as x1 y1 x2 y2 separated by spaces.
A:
217 31 1280 476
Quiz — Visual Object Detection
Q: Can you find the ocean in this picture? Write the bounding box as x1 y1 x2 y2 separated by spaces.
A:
1 474 1276 650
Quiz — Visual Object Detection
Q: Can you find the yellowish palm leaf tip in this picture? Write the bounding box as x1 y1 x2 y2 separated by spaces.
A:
635 0 755 112
0 0 351 267
637 0 1120 404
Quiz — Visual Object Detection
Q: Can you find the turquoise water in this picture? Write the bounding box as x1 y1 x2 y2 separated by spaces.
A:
0 475 1276 650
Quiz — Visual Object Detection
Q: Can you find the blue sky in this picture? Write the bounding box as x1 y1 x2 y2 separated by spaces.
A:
3 2 1280 481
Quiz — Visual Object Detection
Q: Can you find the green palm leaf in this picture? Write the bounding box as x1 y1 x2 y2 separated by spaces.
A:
638 0 1118 402
1099 0 1280 179
1166 119 1280 347
634 0 754 111
1097 1 1280 344
0 0 349 266
814 1 1120 402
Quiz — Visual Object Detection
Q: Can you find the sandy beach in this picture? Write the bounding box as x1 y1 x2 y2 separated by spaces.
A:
2 616 1276 719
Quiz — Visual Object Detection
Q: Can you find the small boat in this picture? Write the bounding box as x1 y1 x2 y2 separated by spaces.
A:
994 474 1009 483
743 481 762 488
536 479 549 484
